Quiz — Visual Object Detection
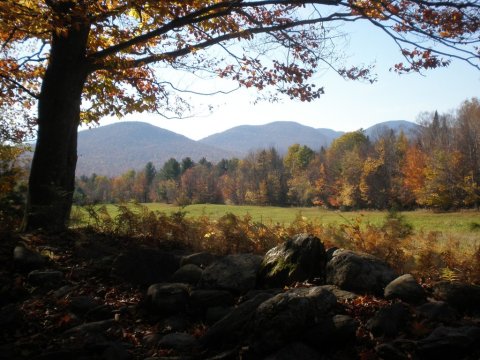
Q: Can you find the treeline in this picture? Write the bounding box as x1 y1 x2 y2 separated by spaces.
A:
75 98 480 210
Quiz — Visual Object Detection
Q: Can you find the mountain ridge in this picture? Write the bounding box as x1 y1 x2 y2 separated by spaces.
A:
76 122 240 177
76 120 419 176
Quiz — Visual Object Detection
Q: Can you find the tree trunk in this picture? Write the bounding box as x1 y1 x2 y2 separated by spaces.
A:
22 27 90 232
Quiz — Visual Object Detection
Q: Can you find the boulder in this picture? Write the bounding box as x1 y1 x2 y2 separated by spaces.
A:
326 249 396 295
64 319 117 335
147 283 190 316
27 270 63 288
205 306 233 325
331 314 358 345
305 314 358 350
69 296 100 315
366 303 410 338
158 332 199 352
417 326 480 359
199 254 262 294
240 288 283 302
170 264 203 285
111 248 180 286
320 285 358 301
13 245 47 271
432 281 480 314
257 234 327 288
384 274 426 304
181 252 218 268
249 286 337 356
189 289 235 312
200 292 274 349
415 301 458 324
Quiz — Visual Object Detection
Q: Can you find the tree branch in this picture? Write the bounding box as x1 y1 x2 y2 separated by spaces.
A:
98 13 352 70
88 1 344 62
0 73 39 99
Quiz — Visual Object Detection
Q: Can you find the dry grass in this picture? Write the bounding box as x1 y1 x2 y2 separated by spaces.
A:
71 203 480 284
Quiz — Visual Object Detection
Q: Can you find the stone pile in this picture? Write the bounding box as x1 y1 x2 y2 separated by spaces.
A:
6 234 480 359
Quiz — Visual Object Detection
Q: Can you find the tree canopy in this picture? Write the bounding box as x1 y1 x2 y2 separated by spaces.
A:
2 0 479 123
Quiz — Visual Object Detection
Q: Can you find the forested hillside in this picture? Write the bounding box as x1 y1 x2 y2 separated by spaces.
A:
76 122 239 176
198 121 333 154
75 99 480 211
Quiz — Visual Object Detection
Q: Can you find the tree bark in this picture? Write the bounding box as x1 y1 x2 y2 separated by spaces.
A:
22 26 90 232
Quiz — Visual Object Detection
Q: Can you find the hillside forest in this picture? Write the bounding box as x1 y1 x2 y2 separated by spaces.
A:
74 98 480 211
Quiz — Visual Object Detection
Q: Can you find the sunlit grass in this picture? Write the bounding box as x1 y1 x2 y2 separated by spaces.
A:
73 203 480 234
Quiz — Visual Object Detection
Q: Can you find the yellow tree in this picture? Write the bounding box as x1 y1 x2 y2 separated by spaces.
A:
1 1 479 231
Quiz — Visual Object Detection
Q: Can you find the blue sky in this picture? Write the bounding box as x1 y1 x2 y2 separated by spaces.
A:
97 20 479 140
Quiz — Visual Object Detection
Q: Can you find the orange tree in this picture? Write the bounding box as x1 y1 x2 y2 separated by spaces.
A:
0 0 479 232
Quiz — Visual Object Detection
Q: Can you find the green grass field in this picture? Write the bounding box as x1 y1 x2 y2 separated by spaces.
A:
74 203 480 235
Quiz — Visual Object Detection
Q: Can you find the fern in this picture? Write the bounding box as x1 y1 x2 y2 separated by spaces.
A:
440 267 460 282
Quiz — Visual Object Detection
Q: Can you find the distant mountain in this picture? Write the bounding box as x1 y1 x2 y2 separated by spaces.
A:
76 122 238 176
316 128 345 144
364 120 420 140
75 119 421 177
199 121 332 155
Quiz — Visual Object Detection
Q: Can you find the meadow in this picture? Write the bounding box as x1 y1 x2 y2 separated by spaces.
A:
74 203 480 235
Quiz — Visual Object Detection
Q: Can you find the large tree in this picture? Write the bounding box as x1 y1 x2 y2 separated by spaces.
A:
0 1 478 231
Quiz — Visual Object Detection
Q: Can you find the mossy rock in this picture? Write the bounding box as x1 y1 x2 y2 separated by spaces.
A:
257 234 327 288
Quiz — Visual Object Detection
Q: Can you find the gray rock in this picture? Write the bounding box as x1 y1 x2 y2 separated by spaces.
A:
14 245 47 270
417 326 480 359
53 285 75 298
257 234 327 288
27 270 63 287
432 281 480 314
142 332 162 346
203 350 238 360
85 304 114 321
366 303 410 338
112 248 180 286
205 306 233 325
415 301 458 323
147 283 190 316
264 342 320 360
326 249 396 295
240 288 283 302
384 274 426 304
200 293 274 348
64 319 116 334
250 286 337 355
320 285 358 301
170 264 203 285
305 314 357 350
189 289 235 312
199 254 262 294
69 296 100 315
181 252 218 268
332 314 358 344
158 332 199 352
